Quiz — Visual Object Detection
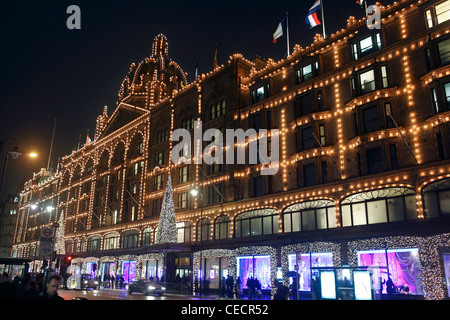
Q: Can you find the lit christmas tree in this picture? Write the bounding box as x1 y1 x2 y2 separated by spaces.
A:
155 174 177 244
54 211 66 254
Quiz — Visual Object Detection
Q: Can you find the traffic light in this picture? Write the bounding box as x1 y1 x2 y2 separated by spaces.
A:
61 255 72 268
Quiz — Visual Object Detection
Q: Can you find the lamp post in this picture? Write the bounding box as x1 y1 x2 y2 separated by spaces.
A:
190 187 204 296
31 203 56 284
0 144 37 201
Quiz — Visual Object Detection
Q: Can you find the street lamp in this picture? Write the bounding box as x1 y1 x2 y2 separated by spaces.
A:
190 187 204 296
0 145 38 201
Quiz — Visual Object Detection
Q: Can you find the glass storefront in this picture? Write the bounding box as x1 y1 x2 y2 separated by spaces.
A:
357 248 423 295
236 255 271 289
288 252 333 291
102 262 115 282
443 253 450 298
205 257 220 289
142 260 159 279
85 262 96 277
121 260 136 284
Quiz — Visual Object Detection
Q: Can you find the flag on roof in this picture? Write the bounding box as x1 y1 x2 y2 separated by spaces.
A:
86 131 92 144
213 45 218 70
195 58 199 81
306 0 322 29
273 16 287 44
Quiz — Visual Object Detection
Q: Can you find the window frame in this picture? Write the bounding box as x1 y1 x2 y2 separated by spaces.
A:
350 32 383 60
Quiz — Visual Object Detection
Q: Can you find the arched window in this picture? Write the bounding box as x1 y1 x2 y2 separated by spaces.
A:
72 165 82 182
65 241 74 254
61 171 70 187
128 134 144 159
104 233 119 250
422 178 450 218
121 230 139 249
283 200 336 233
142 227 153 246
341 187 417 227
97 151 110 173
87 235 101 252
234 209 279 238
196 218 211 241
176 222 192 243
85 158 94 176
111 142 125 167
214 215 231 240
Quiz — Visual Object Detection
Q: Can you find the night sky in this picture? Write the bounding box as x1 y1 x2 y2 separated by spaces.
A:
0 0 391 201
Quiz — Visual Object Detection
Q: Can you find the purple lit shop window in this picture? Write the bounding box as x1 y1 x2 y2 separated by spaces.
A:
358 249 423 295
237 255 271 289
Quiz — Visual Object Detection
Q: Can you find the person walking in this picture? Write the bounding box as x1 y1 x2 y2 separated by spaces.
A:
235 277 243 299
33 275 64 300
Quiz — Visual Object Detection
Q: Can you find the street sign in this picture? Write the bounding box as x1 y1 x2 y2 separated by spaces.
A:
38 239 52 257
40 227 55 239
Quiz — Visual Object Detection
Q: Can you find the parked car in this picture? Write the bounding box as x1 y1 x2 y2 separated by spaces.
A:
126 279 166 296
81 274 98 290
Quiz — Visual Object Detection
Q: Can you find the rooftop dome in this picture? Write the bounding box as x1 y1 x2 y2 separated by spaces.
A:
118 34 187 108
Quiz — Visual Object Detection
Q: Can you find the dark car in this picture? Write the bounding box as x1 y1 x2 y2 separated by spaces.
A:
126 279 166 296
81 274 98 290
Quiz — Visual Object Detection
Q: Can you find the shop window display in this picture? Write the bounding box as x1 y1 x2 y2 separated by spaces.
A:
288 252 333 291
237 255 271 289
443 253 450 298
122 260 137 284
357 248 423 295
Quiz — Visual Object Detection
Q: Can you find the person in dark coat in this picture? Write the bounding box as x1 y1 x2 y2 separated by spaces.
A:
0 274 17 300
33 275 64 300
273 285 289 300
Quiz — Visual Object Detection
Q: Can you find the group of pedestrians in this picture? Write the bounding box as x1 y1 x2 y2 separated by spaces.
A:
220 275 264 300
103 274 125 289
175 274 193 294
0 272 64 300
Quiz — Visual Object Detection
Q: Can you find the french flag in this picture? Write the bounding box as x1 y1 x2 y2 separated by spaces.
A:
273 17 287 44
306 0 322 28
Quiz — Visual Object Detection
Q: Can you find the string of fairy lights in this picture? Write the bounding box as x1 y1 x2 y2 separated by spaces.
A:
11 0 450 299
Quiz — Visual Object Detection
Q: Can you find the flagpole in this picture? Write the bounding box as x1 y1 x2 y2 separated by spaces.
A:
321 0 327 39
47 118 56 171
286 12 290 57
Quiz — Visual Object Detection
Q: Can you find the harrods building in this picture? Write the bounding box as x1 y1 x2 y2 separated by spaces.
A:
10 0 450 300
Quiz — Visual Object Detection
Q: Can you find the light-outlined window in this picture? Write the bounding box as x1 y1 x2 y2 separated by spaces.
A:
234 209 279 238
121 230 139 249
351 32 382 60
425 1 450 28
423 178 450 218
142 227 153 246
283 200 337 233
340 188 418 227
214 215 231 240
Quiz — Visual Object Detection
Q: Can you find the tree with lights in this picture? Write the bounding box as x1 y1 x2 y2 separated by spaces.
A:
155 174 177 244
54 211 66 254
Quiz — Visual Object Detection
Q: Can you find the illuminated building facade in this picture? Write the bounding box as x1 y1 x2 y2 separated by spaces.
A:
10 0 450 299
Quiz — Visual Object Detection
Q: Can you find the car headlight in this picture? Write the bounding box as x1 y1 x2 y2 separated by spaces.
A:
162 287 166 291
94 281 98 284
84 281 88 284
125 285 129 290
148 286 156 290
